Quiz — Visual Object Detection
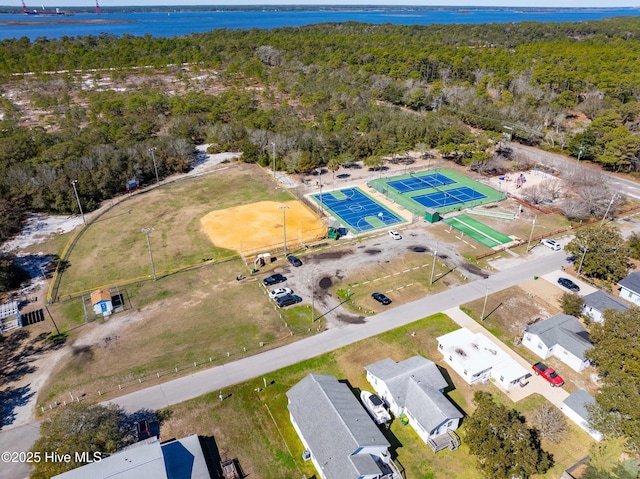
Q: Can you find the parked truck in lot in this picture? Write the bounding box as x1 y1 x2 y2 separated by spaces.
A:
532 362 564 387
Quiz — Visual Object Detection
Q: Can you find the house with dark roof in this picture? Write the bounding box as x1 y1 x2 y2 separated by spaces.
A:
52 435 212 479
618 272 640 307
561 389 603 441
522 314 593 372
287 374 401 479
581 290 629 323
365 356 463 452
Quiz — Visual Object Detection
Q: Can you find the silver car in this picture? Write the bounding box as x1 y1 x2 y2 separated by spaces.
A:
269 287 293 299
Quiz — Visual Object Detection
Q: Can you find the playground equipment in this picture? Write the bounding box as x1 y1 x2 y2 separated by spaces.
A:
254 253 272 268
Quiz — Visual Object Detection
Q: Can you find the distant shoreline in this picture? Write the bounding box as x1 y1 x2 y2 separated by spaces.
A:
0 19 133 26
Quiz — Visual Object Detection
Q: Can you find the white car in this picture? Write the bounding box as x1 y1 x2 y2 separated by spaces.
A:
388 230 402 240
269 287 293 299
541 239 561 251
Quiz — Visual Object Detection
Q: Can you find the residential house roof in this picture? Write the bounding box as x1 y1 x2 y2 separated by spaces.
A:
618 272 640 294
365 356 448 407
525 314 592 359
563 389 596 422
287 374 389 479
90 289 112 305
365 356 461 434
52 435 210 479
582 291 629 314
438 328 528 383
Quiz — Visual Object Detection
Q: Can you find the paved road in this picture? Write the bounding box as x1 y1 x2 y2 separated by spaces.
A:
0 250 568 479
509 143 640 200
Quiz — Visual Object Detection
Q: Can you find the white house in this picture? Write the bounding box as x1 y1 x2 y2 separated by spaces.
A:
581 291 629 323
52 435 211 479
561 389 603 441
365 356 463 452
522 314 592 372
91 289 114 317
618 272 640 307
437 328 529 390
287 374 400 479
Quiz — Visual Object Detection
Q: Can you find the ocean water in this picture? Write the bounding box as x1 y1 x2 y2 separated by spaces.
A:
0 7 639 41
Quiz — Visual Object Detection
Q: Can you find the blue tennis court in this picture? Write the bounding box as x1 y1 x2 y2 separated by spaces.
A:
313 188 404 233
387 172 455 193
412 187 487 209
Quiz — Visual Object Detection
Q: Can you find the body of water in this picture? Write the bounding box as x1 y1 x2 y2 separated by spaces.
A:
0 7 639 41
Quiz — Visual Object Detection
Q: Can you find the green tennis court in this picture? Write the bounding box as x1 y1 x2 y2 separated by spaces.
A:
442 214 513 249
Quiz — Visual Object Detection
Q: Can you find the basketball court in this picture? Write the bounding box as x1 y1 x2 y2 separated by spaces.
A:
312 187 405 233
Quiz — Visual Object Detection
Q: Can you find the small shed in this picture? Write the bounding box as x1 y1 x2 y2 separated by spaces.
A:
91 289 113 317
562 390 603 441
0 300 22 333
424 208 440 223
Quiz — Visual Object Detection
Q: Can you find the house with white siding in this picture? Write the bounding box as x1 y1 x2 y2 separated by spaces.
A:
618 272 640 307
365 356 463 452
561 390 603 441
581 290 629 323
522 314 592 372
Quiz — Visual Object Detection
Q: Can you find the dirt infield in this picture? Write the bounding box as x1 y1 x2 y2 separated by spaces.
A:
200 200 327 256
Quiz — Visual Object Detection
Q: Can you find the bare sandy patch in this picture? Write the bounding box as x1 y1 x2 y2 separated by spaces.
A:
200 200 326 257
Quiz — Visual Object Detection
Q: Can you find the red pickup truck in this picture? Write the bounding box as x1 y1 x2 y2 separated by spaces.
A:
532 362 564 387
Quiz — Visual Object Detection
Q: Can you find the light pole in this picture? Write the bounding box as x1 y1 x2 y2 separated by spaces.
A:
149 147 159 184
319 180 324 213
576 144 584 163
71 179 86 225
142 227 156 281
278 205 290 256
527 215 537 252
430 247 438 285
481 286 489 321
601 193 617 226
270 141 276 175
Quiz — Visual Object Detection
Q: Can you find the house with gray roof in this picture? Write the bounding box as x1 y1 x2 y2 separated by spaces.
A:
52 435 212 479
522 314 593 372
618 272 640 307
287 374 400 479
582 290 630 323
561 389 603 441
365 356 463 452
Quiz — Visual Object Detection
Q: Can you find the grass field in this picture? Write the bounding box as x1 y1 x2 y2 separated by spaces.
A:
158 313 594 479
40 250 326 409
57 164 292 297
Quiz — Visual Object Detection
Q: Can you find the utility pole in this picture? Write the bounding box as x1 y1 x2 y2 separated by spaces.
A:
278 205 290 256
142 227 156 281
601 193 617 226
310 277 315 322
481 286 489 321
430 247 438 285
71 179 86 225
577 244 588 276
149 147 159 184
576 144 584 163
527 215 537 252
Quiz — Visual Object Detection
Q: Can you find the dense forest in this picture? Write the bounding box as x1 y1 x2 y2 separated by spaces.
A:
1 18 640 243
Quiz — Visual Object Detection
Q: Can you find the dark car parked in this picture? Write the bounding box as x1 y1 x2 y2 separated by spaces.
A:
287 255 303 267
372 292 392 305
557 277 580 292
263 273 286 286
276 294 302 308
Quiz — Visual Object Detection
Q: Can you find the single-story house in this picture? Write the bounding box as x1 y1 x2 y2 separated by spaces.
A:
581 290 629 323
91 289 114 317
287 373 400 479
437 328 529 390
0 300 22 333
52 434 212 479
522 314 592 372
618 272 640 307
561 389 603 441
365 356 463 452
